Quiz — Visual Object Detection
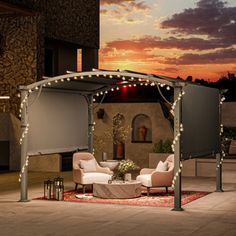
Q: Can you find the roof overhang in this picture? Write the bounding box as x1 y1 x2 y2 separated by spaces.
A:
0 1 36 16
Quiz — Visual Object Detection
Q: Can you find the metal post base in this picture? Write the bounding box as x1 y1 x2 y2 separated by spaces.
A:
215 189 224 192
171 207 184 211
18 199 30 203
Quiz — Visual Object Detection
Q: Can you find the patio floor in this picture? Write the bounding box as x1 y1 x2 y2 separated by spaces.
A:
0 171 236 236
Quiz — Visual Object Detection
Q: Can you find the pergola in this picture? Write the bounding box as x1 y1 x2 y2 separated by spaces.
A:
19 69 223 211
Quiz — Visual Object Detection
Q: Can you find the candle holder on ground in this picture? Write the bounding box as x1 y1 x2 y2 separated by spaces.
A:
44 180 53 199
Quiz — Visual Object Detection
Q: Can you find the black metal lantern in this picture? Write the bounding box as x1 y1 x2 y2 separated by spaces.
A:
53 177 64 201
44 180 53 199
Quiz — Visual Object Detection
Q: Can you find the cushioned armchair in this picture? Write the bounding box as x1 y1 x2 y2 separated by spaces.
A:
73 152 113 193
136 154 174 196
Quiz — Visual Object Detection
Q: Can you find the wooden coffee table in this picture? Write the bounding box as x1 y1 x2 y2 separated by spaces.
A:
93 181 142 199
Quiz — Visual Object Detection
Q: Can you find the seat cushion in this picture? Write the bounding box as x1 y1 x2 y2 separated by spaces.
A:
136 174 152 187
82 172 112 185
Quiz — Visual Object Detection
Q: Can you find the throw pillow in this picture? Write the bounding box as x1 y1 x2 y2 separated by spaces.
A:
80 159 97 172
155 161 168 172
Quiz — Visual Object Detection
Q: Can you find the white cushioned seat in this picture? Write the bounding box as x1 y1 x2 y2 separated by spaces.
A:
82 172 112 185
136 174 152 187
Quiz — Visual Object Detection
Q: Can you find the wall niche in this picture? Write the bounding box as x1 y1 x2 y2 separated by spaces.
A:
132 114 152 143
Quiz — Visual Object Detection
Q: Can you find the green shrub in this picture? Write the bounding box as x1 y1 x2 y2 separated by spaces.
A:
153 139 173 153
162 139 172 153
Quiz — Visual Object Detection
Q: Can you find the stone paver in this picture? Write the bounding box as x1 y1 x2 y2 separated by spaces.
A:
0 172 235 236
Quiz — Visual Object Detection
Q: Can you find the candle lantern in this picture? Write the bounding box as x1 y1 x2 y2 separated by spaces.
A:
44 180 53 199
53 177 64 201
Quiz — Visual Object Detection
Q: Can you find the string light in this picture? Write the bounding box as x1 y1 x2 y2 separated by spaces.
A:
171 124 184 152
218 95 225 169
217 150 225 169
220 124 224 136
171 121 184 189
220 96 225 105
19 123 29 145
172 161 183 189
19 93 29 117
18 155 29 182
170 91 185 115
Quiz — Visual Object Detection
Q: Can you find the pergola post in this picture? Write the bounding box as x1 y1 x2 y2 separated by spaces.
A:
88 94 94 153
172 86 183 211
216 153 223 192
20 89 29 202
216 94 223 192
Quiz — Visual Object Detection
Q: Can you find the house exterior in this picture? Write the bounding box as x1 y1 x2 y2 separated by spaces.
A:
0 0 99 116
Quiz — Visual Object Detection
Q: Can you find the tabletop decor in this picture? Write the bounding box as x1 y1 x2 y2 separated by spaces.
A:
113 159 139 181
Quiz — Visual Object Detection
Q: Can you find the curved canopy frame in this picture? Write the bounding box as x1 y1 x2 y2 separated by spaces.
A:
21 69 186 94
18 69 222 211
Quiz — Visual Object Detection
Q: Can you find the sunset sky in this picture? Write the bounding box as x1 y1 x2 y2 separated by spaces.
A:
99 0 236 81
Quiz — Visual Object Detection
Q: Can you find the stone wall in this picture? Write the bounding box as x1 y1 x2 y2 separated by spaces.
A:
0 16 41 116
2 0 99 48
0 0 99 115
222 102 236 127
93 103 173 168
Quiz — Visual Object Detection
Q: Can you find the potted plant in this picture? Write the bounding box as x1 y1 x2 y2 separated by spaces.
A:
109 113 130 159
113 159 139 181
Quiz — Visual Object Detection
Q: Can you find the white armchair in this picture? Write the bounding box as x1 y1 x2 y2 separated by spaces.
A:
136 154 174 196
73 152 113 193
